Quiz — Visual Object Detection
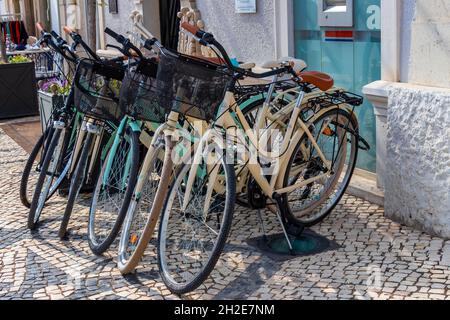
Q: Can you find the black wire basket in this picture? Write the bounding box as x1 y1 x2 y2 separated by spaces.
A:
155 49 234 122
119 58 167 123
73 59 125 122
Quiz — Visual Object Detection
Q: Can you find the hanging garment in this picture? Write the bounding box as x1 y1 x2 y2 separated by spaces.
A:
0 21 28 45
19 21 28 44
159 0 181 50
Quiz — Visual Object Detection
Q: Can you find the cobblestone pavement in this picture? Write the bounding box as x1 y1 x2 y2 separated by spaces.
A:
0 129 449 300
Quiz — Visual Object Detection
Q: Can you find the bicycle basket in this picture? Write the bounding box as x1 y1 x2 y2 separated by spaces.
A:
119 58 168 123
155 49 234 122
74 59 125 122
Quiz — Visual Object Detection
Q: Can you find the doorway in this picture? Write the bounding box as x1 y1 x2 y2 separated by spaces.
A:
158 0 180 50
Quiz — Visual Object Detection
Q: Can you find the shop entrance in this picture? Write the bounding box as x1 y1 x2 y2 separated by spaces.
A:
294 0 380 172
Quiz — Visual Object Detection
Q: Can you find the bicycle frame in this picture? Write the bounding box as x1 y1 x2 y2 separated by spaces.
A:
181 85 354 212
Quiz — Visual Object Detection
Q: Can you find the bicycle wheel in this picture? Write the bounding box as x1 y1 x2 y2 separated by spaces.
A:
157 143 235 294
117 134 169 274
58 131 95 239
88 129 140 255
28 128 63 229
282 108 359 227
21 127 55 208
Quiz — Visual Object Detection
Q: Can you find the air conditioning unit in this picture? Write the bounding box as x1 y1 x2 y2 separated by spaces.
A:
318 0 353 27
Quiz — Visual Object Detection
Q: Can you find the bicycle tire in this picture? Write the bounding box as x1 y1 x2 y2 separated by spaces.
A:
58 132 95 239
157 147 236 294
118 134 172 274
282 108 359 227
28 128 62 230
20 127 55 208
88 129 140 255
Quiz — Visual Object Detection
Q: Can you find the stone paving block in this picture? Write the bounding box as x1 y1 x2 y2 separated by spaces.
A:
0 129 449 301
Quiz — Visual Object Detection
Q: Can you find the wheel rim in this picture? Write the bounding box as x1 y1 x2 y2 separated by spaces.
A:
89 135 133 248
159 149 229 287
35 132 64 222
285 111 358 223
118 143 165 266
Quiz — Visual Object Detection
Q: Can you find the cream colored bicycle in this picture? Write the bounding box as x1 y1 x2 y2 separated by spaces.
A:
156 23 367 294
118 23 367 294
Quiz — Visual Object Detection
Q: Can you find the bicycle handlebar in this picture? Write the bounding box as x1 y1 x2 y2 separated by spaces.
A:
180 22 204 39
104 27 145 60
180 22 295 80
36 22 45 34
34 23 79 63
63 25 101 61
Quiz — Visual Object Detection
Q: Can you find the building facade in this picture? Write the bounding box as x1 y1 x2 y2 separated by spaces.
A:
1 0 448 238
171 0 450 239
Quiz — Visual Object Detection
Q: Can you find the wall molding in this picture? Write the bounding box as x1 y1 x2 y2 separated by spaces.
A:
380 0 401 82
274 0 294 58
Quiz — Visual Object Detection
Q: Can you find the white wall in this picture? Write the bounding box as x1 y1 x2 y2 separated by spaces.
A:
143 0 160 39
103 0 161 40
196 0 276 64
402 0 450 88
400 0 416 83
103 1 136 38
386 84 450 239
49 0 60 35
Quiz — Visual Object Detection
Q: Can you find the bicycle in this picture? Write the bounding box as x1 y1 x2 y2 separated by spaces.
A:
86 27 161 254
109 23 302 274
87 24 289 257
56 26 130 240
20 23 79 209
153 23 367 294
27 26 123 235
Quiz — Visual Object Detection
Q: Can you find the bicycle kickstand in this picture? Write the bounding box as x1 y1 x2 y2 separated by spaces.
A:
256 209 268 242
275 209 295 255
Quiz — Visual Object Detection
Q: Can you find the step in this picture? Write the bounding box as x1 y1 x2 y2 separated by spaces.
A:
347 169 385 207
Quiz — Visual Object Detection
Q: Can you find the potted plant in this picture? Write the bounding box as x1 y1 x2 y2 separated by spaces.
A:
0 54 39 119
37 78 70 132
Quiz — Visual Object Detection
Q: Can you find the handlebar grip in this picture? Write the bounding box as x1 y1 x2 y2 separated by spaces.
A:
105 27 120 41
63 26 74 34
51 31 64 43
181 22 202 37
36 22 45 34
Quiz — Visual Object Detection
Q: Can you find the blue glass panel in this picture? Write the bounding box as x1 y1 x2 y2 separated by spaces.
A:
295 37 322 71
294 0 320 31
321 41 354 90
293 0 380 173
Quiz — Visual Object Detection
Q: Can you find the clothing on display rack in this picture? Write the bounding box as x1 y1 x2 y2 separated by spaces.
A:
1 21 29 45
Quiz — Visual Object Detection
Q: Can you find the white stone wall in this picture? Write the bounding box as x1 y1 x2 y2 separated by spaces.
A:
386 84 450 239
400 0 416 83
103 1 136 39
103 1 161 41
407 0 450 88
196 0 276 64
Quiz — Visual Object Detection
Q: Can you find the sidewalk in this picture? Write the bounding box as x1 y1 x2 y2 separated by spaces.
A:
0 128 449 300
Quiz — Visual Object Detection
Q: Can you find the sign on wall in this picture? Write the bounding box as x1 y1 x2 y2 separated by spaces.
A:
109 0 118 14
235 0 257 14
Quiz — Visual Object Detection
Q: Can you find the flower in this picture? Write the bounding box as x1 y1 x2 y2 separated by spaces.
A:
38 77 70 95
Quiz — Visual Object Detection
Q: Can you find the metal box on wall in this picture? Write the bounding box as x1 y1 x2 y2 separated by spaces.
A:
318 0 353 27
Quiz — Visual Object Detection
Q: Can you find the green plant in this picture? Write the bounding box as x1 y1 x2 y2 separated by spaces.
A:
8 55 31 64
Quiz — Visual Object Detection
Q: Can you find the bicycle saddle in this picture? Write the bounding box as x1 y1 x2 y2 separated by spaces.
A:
261 57 307 73
298 71 334 92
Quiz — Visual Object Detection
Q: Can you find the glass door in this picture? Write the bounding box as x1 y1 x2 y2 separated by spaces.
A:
294 0 380 173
